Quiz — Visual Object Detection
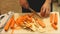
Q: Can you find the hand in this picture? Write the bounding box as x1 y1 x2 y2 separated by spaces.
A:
40 1 51 17
20 0 29 9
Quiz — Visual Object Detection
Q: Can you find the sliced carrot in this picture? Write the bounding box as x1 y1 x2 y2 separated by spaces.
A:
54 13 58 25
4 16 14 31
15 14 32 26
10 17 15 29
26 16 32 23
50 14 53 23
16 19 24 26
15 15 26 26
15 19 20 26
50 13 54 23
51 23 57 30
36 18 45 28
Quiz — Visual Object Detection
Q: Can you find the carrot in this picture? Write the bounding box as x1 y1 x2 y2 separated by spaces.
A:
16 18 24 26
36 18 45 28
15 19 20 26
50 13 54 23
15 14 32 26
15 16 26 26
28 18 32 22
10 16 15 29
51 23 57 30
4 16 14 31
26 16 32 23
54 13 58 25
50 14 53 23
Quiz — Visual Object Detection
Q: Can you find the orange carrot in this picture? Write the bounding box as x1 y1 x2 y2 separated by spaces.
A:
50 14 53 23
15 14 32 26
51 23 57 30
54 13 58 25
16 18 24 26
10 17 15 29
4 16 14 31
26 16 32 23
15 16 25 26
50 13 54 23
15 19 20 26
36 18 45 28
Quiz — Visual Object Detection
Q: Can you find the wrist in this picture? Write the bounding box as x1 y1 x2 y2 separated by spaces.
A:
45 0 51 4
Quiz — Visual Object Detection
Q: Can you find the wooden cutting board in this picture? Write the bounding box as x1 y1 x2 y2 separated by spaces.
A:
0 12 60 34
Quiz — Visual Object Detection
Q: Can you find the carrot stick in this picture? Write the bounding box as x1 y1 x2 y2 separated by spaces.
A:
51 23 57 30
10 16 15 29
50 13 54 23
4 16 14 31
54 13 58 25
15 19 20 26
36 18 45 28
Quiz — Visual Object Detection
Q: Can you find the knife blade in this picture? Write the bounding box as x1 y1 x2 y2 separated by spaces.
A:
28 7 42 20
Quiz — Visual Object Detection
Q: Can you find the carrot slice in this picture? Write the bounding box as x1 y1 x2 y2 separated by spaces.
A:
4 16 14 31
54 13 58 25
10 17 15 29
51 23 57 30
36 18 45 28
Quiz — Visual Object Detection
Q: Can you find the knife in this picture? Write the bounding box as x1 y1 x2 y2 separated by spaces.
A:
28 7 42 20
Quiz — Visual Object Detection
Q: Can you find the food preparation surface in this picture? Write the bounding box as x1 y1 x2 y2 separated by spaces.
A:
0 12 60 34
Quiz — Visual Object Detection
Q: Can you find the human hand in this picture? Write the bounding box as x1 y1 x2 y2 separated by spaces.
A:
40 1 51 17
20 0 29 9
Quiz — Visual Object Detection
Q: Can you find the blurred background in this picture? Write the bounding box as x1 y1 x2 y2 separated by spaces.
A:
53 0 60 12
0 0 60 14
0 0 22 14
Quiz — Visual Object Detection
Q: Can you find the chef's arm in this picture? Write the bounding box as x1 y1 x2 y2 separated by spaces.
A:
45 0 51 4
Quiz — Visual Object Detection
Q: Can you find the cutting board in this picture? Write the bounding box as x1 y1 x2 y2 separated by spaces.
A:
0 12 60 34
